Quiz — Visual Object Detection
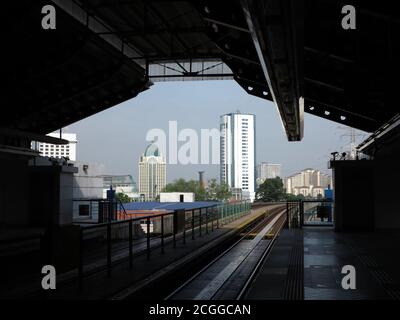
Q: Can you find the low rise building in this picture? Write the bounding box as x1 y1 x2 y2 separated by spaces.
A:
32 132 77 161
102 175 139 200
159 192 195 202
284 168 332 198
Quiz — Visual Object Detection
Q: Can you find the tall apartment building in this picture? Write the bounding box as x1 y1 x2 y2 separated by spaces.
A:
256 162 281 184
284 168 332 197
220 113 256 201
32 132 77 161
138 142 166 201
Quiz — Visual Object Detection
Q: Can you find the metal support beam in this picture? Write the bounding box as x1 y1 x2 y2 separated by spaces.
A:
241 0 303 141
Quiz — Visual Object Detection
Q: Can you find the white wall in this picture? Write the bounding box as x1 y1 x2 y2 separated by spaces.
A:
160 192 195 202
72 163 104 199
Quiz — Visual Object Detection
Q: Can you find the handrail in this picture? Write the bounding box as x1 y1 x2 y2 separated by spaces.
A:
81 210 175 230
116 198 128 217
77 200 253 291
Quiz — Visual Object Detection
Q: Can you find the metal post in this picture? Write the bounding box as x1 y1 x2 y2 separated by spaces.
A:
205 207 209 234
78 228 83 291
216 206 219 229
173 211 176 248
161 214 165 253
211 207 214 232
286 202 289 229
107 222 111 277
191 210 195 240
147 217 150 260
129 220 133 268
199 209 202 237
300 200 304 228
183 213 186 244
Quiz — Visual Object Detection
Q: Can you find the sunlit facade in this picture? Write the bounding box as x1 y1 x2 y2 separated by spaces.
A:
138 143 166 201
220 113 255 202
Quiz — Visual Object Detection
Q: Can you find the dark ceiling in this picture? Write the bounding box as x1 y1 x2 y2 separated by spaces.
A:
2 0 399 140
304 0 400 132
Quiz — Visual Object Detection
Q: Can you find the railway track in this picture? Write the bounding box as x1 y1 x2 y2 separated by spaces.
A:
165 206 286 300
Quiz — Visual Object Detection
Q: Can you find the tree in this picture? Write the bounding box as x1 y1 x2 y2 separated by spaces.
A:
116 192 131 203
256 177 286 202
163 178 231 201
285 193 305 201
206 178 232 201
163 178 205 200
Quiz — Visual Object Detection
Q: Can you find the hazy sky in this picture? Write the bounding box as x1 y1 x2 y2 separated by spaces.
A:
68 80 367 183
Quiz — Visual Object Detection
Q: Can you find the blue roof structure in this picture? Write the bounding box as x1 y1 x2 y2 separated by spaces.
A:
123 201 220 211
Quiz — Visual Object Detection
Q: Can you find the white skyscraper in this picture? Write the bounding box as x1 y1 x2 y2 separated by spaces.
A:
220 113 256 201
32 132 77 161
138 142 166 201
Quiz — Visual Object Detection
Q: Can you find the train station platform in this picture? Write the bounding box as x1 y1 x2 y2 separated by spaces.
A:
1 206 272 300
245 227 400 300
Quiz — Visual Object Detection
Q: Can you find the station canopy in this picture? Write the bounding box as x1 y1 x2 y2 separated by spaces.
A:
3 0 399 141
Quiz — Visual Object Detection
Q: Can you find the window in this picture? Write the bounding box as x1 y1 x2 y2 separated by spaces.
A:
79 204 90 216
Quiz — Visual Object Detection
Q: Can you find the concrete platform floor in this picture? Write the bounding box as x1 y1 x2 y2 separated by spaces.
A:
245 227 400 300
303 227 397 300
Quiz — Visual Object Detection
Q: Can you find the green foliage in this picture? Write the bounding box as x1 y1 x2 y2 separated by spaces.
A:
285 193 305 201
256 177 312 202
206 178 232 201
162 178 232 201
256 177 286 202
116 192 131 203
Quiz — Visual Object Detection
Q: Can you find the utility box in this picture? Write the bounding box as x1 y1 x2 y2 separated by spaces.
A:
160 192 195 202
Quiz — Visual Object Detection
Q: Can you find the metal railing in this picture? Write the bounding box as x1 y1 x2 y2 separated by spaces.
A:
73 198 130 223
285 199 334 229
286 200 302 229
216 201 252 225
77 201 251 291
302 200 334 226
78 210 174 290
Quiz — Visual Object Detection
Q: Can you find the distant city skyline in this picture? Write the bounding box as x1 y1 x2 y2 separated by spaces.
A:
68 81 367 183
283 168 332 198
